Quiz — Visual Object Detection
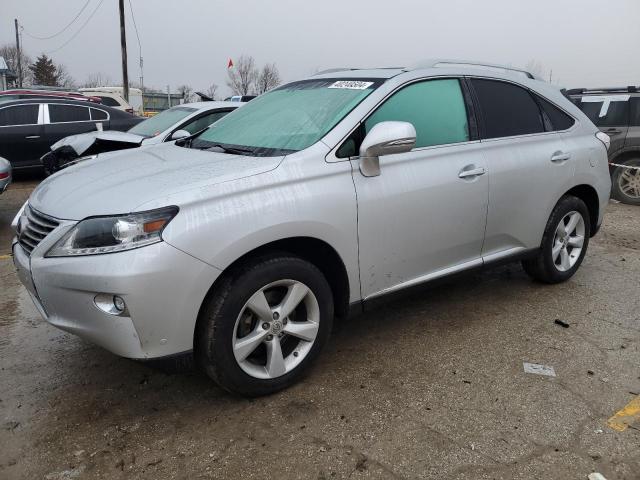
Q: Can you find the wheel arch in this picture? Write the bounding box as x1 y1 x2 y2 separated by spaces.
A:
563 184 600 237
195 236 352 345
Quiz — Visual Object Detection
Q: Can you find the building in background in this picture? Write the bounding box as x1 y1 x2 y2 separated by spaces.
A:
0 57 17 90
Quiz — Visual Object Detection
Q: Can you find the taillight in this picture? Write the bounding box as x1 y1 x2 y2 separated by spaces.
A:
0 172 9 179
596 132 610 151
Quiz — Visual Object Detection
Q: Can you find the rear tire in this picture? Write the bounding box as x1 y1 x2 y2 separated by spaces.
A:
196 254 334 397
611 158 640 205
522 195 590 284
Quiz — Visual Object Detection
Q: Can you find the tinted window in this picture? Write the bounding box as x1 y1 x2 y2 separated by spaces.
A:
91 108 108 120
364 79 469 148
578 96 629 127
181 110 230 134
471 79 544 138
49 104 90 123
98 96 121 107
631 98 640 127
536 95 575 131
0 104 39 126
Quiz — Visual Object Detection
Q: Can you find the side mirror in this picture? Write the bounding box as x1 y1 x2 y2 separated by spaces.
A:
358 121 416 177
170 129 191 141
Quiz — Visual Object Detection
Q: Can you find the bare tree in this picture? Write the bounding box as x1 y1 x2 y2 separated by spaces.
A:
0 43 33 86
55 63 76 89
255 63 281 95
82 72 112 88
226 55 258 96
177 84 194 102
205 83 219 100
524 59 547 79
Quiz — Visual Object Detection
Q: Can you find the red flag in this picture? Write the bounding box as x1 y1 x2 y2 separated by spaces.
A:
227 58 234 69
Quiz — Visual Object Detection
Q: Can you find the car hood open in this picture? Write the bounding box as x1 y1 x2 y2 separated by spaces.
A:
29 143 284 220
50 130 147 156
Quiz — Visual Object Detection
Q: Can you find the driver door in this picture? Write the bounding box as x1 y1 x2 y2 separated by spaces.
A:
350 78 489 299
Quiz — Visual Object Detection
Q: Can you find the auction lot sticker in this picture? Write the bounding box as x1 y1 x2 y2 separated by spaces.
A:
329 81 374 90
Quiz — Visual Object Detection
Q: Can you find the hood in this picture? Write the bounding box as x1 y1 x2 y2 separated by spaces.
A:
51 130 146 156
30 143 284 220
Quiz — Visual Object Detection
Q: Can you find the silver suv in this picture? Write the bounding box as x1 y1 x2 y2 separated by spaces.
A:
13 60 611 396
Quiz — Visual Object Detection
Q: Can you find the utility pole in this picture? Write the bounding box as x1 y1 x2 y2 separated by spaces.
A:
118 0 129 102
14 19 22 88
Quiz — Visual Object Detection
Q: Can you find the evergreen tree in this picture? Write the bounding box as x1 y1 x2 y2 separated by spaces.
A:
29 55 59 86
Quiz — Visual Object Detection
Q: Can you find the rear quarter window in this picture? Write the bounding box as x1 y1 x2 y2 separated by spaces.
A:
471 79 544 139
535 95 575 131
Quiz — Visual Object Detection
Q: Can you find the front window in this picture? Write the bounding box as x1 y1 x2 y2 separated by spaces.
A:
189 78 383 156
128 106 196 137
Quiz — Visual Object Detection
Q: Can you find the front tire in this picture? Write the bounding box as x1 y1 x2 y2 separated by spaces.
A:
522 195 590 284
611 158 640 205
196 254 334 396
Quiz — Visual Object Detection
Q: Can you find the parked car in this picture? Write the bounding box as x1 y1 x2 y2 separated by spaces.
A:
0 98 143 170
78 87 140 114
41 101 240 173
0 157 11 193
567 86 640 205
0 89 102 104
12 60 611 396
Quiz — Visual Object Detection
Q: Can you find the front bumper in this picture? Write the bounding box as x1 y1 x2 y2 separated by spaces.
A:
13 231 221 359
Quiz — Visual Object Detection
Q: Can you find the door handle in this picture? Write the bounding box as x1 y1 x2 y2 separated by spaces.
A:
458 166 486 178
25 135 40 139
604 128 621 135
550 151 571 163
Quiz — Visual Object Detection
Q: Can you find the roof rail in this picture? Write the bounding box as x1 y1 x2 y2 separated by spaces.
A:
565 86 638 95
312 68 359 76
407 59 538 80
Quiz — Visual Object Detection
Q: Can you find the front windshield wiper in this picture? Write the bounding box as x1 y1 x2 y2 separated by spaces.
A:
205 144 257 155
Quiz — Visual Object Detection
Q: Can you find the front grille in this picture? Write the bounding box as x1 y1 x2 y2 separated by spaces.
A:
18 205 60 255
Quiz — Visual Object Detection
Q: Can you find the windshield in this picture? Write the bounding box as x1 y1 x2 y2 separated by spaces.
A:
190 78 383 156
128 107 196 137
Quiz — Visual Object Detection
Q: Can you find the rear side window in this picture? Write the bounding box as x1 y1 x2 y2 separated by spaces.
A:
0 104 39 126
98 96 121 107
536 95 575 131
578 96 629 127
49 104 90 123
364 78 470 148
471 79 544 139
90 108 108 120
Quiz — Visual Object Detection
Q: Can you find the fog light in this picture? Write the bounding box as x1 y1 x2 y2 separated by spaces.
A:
113 295 126 312
94 293 128 316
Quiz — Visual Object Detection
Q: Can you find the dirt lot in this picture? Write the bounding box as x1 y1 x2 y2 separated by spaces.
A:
1 175 639 480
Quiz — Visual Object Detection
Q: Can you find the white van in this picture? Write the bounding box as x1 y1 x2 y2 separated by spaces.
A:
79 87 143 115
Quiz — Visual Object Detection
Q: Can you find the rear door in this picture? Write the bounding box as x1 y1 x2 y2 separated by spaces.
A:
626 97 640 150
578 94 629 156
470 78 576 259
0 103 46 168
44 103 100 147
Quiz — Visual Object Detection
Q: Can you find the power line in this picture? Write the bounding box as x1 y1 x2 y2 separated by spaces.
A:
22 0 92 40
44 0 105 55
128 0 142 54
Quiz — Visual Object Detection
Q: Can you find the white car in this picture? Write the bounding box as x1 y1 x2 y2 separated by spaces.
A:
79 87 141 114
0 157 11 193
42 101 241 173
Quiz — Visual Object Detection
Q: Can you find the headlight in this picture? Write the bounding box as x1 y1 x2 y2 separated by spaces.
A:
46 206 178 257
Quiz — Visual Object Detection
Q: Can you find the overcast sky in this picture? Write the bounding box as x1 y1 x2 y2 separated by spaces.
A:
2 0 639 95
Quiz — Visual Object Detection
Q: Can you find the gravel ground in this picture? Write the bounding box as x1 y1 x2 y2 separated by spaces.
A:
1 176 639 480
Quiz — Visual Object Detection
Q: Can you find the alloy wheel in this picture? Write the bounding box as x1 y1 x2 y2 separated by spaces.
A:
552 210 585 272
232 279 320 379
618 168 640 199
